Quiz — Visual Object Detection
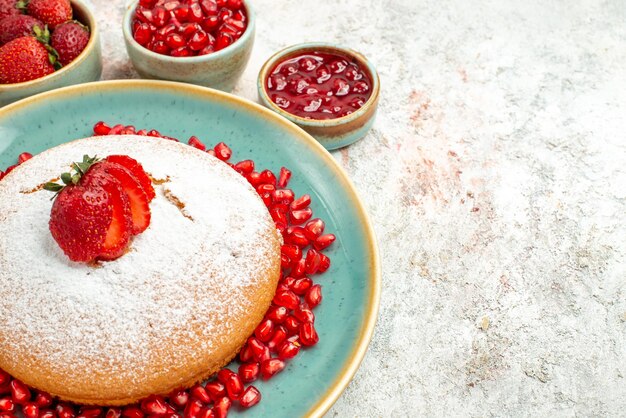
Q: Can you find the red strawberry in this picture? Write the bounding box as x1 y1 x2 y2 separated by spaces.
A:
0 0 19 19
50 20 89 65
0 36 56 84
0 15 44 46
88 161 151 235
82 169 132 260
23 0 72 29
105 155 155 201
44 155 135 262
48 184 114 262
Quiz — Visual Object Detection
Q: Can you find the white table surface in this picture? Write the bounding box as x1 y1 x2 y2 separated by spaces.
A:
97 0 626 416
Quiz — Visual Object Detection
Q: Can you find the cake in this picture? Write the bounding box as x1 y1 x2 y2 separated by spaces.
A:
0 135 282 405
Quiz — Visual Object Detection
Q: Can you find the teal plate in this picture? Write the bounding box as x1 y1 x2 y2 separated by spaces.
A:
0 81 380 417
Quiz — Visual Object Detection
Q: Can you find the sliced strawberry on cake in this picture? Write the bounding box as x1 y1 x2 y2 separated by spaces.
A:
43 154 154 262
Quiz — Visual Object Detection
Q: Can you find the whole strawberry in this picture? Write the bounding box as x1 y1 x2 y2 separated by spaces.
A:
22 0 72 29
0 36 56 83
0 0 19 19
0 15 44 46
50 20 89 65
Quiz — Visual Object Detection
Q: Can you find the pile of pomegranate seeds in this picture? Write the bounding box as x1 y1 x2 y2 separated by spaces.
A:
266 52 373 120
132 0 247 57
0 122 336 418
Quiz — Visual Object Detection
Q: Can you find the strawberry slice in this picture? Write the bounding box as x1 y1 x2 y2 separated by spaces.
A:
88 161 151 235
49 184 113 262
82 170 133 260
104 155 155 201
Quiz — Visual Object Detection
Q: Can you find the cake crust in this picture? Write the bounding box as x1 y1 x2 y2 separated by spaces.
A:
0 136 281 405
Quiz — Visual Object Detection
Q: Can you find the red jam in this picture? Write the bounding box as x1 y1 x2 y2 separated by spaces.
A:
132 0 248 57
266 51 373 120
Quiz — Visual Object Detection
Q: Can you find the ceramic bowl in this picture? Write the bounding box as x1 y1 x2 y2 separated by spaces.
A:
122 0 255 92
257 43 380 150
0 0 102 107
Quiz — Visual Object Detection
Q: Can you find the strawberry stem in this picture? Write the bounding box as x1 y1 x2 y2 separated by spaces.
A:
44 155 100 199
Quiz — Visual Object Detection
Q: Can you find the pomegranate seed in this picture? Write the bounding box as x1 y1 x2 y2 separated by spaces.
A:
259 169 276 186
0 371 9 386
318 253 331 273
188 30 210 51
284 315 300 335
200 0 218 15
151 40 170 54
213 142 231 160
198 45 216 55
173 4 190 21
290 207 313 225
189 384 211 404
108 124 125 135
170 46 193 56
17 152 32 164
121 406 143 418
0 399 14 412
291 194 311 210
57 404 76 418
33 392 52 408
140 396 170 415
155 23 177 40
204 381 226 401
234 159 254 175
40 409 55 418
299 322 319 346
272 188 294 204
266 305 288 324
201 15 219 31
239 344 253 363
294 304 315 323
78 407 103 418
303 218 325 240
23 403 38 418
9 380 29 405
246 171 262 186
291 277 312 295
197 407 214 418
169 389 189 408
214 33 233 50
106 408 121 418
165 32 186 48
188 2 203 22
305 285 322 309
134 23 153 45
238 386 260 408
183 399 202 418
278 340 301 360
238 362 259 383
291 258 307 278
273 289 299 310
271 208 288 226
216 369 236 384
152 6 168 26
187 136 206 151
232 9 245 22
276 167 291 188
211 397 230 418
314 233 336 251
267 325 288 352
226 0 242 9
179 22 202 37
139 0 157 7
286 227 309 247
224 373 243 400
260 359 285 380
254 318 274 342
281 245 301 264
304 249 322 274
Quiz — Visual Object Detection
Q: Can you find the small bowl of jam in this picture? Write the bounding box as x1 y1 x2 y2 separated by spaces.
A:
258 43 380 150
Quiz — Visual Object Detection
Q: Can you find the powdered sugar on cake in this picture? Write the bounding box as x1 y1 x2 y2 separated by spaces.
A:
0 136 280 393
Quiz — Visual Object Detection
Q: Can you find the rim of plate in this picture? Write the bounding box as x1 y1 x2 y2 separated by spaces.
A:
0 79 382 418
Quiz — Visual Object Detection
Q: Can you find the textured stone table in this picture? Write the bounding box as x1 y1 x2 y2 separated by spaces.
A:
96 0 626 416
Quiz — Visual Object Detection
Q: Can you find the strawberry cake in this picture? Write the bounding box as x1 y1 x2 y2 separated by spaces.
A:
0 135 282 405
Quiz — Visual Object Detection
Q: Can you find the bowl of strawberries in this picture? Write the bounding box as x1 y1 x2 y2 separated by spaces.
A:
123 0 255 92
0 0 102 107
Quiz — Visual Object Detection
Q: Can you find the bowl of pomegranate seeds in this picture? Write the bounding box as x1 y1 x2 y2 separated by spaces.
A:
123 0 255 92
258 43 380 150
0 0 102 106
